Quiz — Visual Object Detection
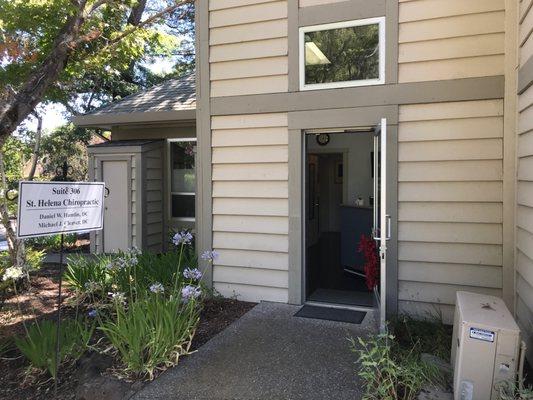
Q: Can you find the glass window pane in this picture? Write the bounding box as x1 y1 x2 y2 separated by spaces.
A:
304 23 380 85
172 194 195 219
170 141 196 220
171 142 195 193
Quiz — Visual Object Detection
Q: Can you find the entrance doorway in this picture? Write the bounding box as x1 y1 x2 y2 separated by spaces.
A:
304 120 388 327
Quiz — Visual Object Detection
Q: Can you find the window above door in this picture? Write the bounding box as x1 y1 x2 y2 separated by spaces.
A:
299 17 385 91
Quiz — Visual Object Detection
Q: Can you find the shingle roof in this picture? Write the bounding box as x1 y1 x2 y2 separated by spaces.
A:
90 73 196 115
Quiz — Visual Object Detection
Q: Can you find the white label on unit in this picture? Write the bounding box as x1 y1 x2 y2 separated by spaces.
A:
17 181 105 238
460 380 474 400
469 327 495 343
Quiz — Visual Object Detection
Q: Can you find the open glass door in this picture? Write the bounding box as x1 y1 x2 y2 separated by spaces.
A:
373 118 390 332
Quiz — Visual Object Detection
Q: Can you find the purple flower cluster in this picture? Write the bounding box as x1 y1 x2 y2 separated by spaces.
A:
183 268 202 281
200 250 219 263
149 282 165 294
172 230 193 246
181 285 201 303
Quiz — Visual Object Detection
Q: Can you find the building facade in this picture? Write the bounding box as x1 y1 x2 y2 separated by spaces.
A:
76 0 533 360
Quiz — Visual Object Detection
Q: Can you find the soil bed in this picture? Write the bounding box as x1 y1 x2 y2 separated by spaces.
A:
0 263 255 400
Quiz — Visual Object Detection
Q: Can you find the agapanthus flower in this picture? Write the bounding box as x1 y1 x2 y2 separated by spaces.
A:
84 281 100 292
200 250 219 263
149 282 165 294
88 309 97 318
183 268 203 281
2 266 24 281
129 247 141 256
109 291 126 304
181 285 201 303
172 230 193 246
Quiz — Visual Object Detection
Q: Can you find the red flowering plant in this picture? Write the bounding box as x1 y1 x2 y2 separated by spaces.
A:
357 234 379 290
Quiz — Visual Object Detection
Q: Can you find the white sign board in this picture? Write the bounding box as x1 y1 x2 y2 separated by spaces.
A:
17 181 105 238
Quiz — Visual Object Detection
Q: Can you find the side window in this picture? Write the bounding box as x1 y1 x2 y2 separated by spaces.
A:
170 140 196 220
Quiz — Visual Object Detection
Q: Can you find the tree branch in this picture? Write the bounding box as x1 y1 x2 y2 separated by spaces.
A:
0 0 89 140
104 0 192 48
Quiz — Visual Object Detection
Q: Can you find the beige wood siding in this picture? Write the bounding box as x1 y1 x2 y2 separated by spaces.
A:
398 99 504 323
517 0 533 361
144 147 164 252
209 0 288 97
398 0 505 83
211 113 289 303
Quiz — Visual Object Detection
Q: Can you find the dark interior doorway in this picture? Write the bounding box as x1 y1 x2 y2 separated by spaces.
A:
305 131 376 308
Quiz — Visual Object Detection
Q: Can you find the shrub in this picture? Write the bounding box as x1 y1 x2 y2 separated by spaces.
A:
14 318 93 379
0 247 45 277
99 292 200 379
350 331 444 400
496 380 533 400
390 314 452 362
64 253 112 296
26 233 77 251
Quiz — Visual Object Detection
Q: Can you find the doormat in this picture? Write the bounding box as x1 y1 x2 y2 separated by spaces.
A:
294 305 366 324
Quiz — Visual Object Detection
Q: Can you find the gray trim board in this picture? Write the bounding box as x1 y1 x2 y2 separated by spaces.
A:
73 110 196 128
518 55 533 94
385 120 398 317
288 0 299 92
288 128 303 304
289 105 398 130
195 0 213 287
299 0 386 27
211 76 504 116
385 0 399 84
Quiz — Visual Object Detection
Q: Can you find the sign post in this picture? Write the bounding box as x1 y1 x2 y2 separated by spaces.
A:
16 178 104 395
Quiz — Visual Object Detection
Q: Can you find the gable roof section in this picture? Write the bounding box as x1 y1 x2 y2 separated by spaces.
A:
73 73 196 128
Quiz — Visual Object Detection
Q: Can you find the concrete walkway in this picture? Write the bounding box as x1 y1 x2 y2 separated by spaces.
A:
133 302 377 400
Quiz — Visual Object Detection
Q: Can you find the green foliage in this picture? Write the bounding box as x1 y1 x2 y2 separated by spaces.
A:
39 124 92 181
350 331 444 400
1 135 32 186
390 314 453 362
64 243 205 379
99 293 200 379
497 380 533 400
0 247 45 283
14 318 93 379
64 249 191 303
0 0 195 114
27 233 77 251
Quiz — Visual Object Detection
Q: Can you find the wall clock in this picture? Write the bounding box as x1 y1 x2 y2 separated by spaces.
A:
316 133 330 146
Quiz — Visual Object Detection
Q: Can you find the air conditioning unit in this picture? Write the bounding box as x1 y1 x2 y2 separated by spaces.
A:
451 291 521 400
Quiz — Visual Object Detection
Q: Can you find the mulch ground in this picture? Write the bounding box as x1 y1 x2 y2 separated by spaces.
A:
0 263 256 400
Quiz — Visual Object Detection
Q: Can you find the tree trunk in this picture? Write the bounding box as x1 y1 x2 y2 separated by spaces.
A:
28 113 42 181
0 151 25 278
0 0 88 140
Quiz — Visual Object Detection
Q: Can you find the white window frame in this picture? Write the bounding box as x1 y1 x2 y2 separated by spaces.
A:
167 138 197 223
299 17 386 91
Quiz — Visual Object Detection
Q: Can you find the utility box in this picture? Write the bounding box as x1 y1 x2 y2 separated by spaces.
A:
88 140 164 254
451 291 521 400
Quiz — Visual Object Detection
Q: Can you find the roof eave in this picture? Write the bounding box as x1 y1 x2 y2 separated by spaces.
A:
72 109 196 128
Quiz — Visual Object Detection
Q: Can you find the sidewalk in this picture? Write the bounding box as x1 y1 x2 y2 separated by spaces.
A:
133 302 377 400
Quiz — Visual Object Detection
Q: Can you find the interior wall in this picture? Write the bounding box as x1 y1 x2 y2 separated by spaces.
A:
316 153 343 232
307 132 374 208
